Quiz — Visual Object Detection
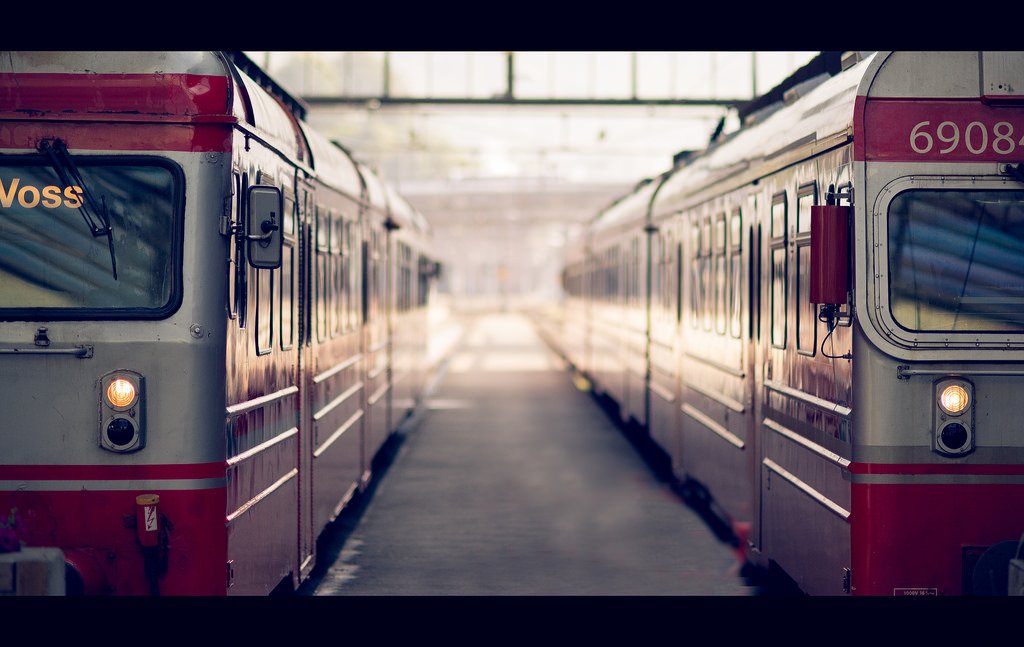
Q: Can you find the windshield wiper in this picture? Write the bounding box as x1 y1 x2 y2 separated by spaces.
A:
38 139 118 280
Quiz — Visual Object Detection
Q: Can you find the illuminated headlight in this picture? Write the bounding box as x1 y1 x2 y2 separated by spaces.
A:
105 378 138 410
938 384 970 416
99 371 145 453
933 378 974 457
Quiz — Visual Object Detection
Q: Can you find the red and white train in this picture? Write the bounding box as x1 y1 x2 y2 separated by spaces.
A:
554 51 1024 595
0 51 440 595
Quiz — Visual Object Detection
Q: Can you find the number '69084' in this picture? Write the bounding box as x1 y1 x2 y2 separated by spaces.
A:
910 120 1024 155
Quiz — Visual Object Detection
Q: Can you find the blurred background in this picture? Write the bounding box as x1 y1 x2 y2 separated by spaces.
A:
246 52 818 307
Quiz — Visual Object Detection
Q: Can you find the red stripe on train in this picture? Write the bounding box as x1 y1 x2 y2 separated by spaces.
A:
0 487 227 595
0 73 231 116
0 462 225 480
850 482 1024 595
0 121 233 152
848 462 1024 476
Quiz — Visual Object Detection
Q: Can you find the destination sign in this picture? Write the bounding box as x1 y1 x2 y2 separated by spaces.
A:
0 178 83 210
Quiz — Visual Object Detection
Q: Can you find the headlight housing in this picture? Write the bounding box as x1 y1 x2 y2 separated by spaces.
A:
933 378 974 456
99 371 145 453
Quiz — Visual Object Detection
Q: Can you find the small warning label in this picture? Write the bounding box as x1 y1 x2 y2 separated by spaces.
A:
894 587 938 596
144 506 158 532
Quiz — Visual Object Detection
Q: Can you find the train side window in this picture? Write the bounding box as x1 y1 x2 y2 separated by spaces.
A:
255 259 273 356
365 231 374 324
796 183 818 355
655 233 666 318
729 208 743 339
406 246 414 312
278 194 295 340
770 191 787 349
689 221 700 328
405 245 412 313
280 238 294 351
676 239 683 323
364 227 371 328
282 185 295 237
373 230 382 323
771 191 787 238
714 212 727 335
797 181 817 233
396 241 404 314
339 216 348 333
346 220 357 330
661 233 671 318
418 253 430 308
327 211 338 338
610 247 619 300
633 239 639 305
701 216 712 331
316 206 328 343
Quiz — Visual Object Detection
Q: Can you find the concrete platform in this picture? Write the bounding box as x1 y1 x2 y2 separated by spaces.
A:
304 311 753 595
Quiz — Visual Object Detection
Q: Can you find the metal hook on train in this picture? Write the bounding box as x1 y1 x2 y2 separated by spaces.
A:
1002 163 1024 185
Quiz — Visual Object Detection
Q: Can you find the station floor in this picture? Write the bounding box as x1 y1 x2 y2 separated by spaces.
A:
302 311 754 596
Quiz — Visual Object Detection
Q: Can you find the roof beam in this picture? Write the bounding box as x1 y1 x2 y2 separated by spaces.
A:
304 96 748 108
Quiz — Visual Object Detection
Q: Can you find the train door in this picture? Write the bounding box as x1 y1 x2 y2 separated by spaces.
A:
747 190 766 561
385 223 396 437
296 178 316 580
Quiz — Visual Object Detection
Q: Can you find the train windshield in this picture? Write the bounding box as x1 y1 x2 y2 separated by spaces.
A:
0 157 182 318
888 189 1024 332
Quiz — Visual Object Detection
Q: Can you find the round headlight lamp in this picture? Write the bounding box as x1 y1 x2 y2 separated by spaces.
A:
106 378 138 409
99 371 145 453
938 384 970 416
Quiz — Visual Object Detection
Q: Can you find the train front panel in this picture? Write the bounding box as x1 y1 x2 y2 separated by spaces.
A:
0 52 236 594
851 51 1024 595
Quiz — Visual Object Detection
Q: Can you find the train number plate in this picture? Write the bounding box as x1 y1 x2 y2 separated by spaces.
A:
863 100 1024 162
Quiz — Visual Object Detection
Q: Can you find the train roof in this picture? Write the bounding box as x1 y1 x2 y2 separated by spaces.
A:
591 174 668 235
355 161 389 214
298 123 364 200
0 51 410 216
384 185 431 235
652 52 876 218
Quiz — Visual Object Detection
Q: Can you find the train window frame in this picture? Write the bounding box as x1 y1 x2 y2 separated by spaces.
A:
331 212 342 337
345 219 356 331
875 177 1024 348
316 205 328 343
676 238 683 323
714 212 727 335
280 235 294 351
796 183 818 356
280 192 295 339
255 257 274 356
0 154 186 322
770 191 788 349
281 180 295 238
729 208 743 339
797 181 817 233
689 219 701 329
701 215 713 331
771 191 788 239
279 186 296 352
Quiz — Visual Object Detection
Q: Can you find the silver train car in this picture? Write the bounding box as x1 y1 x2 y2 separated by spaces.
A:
557 51 1024 595
0 51 440 595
